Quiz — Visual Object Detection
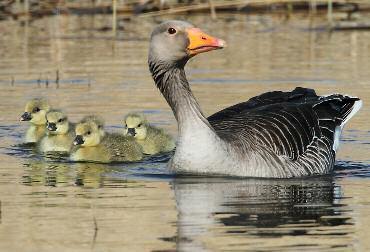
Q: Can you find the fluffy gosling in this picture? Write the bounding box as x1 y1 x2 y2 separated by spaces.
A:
20 98 50 143
38 110 75 152
70 116 143 163
123 113 175 155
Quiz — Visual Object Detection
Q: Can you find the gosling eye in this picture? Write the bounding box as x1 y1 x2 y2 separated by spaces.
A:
167 27 177 35
124 124 127 128
58 118 63 123
33 107 40 113
137 123 142 128
87 131 91 135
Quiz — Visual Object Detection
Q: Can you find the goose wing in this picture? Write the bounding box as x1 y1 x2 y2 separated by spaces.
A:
208 87 318 122
208 87 361 162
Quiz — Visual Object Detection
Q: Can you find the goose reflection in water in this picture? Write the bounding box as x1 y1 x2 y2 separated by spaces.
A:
22 161 72 187
170 176 351 251
19 159 353 250
22 161 110 188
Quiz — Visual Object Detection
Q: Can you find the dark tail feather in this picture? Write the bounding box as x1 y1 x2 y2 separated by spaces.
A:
313 95 362 152
314 95 362 126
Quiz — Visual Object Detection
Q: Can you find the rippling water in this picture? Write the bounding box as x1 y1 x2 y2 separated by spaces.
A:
0 13 369 251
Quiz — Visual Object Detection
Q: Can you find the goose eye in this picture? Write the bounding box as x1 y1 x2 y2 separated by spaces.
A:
87 131 91 135
58 119 63 123
33 107 40 113
168 28 176 35
138 123 142 128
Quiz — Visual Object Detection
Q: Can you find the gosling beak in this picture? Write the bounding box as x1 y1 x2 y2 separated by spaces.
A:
186 28 226 56
47 122 57 131
20 112 32 121
127 128 136 137
73 135 84 146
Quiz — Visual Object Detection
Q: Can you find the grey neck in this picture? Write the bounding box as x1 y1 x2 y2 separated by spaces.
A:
149 60 213 133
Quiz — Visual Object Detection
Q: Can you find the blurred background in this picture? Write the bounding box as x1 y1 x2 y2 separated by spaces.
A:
0 1 369 251
2 0 370 29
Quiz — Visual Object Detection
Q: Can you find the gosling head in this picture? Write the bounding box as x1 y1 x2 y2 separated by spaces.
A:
45 110 69 135
80 115 105 137
74 118 105 147
123 113 148 140
148 20 226 67
20 98 50 125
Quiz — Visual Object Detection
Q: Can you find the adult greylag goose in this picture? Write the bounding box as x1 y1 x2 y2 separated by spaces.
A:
148 20 362 178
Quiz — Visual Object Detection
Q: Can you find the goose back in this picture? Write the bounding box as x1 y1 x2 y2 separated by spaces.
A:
208 87 361 176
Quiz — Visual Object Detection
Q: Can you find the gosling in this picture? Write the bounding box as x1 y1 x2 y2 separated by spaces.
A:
80 115 105 137
20 98 50 143
38 110 75 153
123 113 175 155
70 116 143 163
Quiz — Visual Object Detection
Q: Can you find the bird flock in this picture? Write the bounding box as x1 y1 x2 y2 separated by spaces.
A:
17 20 362 178
20 98 175 163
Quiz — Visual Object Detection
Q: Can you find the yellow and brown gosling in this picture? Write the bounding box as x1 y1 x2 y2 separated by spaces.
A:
20 98 51 143
123 113 175 155
70 116 143 163
79 115 105 137
38 110 75 152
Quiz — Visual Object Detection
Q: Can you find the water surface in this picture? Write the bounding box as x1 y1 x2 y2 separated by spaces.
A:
0 13 369 251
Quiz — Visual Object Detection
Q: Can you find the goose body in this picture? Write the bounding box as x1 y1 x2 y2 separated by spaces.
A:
124 113 175 155
38 110 75 152
20 98 50 143
148 20 362 178
25 125 47 144
70 116 143 163
71 133 143 163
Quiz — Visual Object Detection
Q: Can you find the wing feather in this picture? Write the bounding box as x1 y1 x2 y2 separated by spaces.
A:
208 87 361 174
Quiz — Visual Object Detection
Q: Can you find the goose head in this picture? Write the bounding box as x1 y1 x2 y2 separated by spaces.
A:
74 119 104 147
21 98 50 125
80 115 105 138
123 113 148 140
149 20 225 67
45 110 69 135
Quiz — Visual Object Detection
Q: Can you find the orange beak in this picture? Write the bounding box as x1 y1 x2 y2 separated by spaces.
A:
186 28 226 56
